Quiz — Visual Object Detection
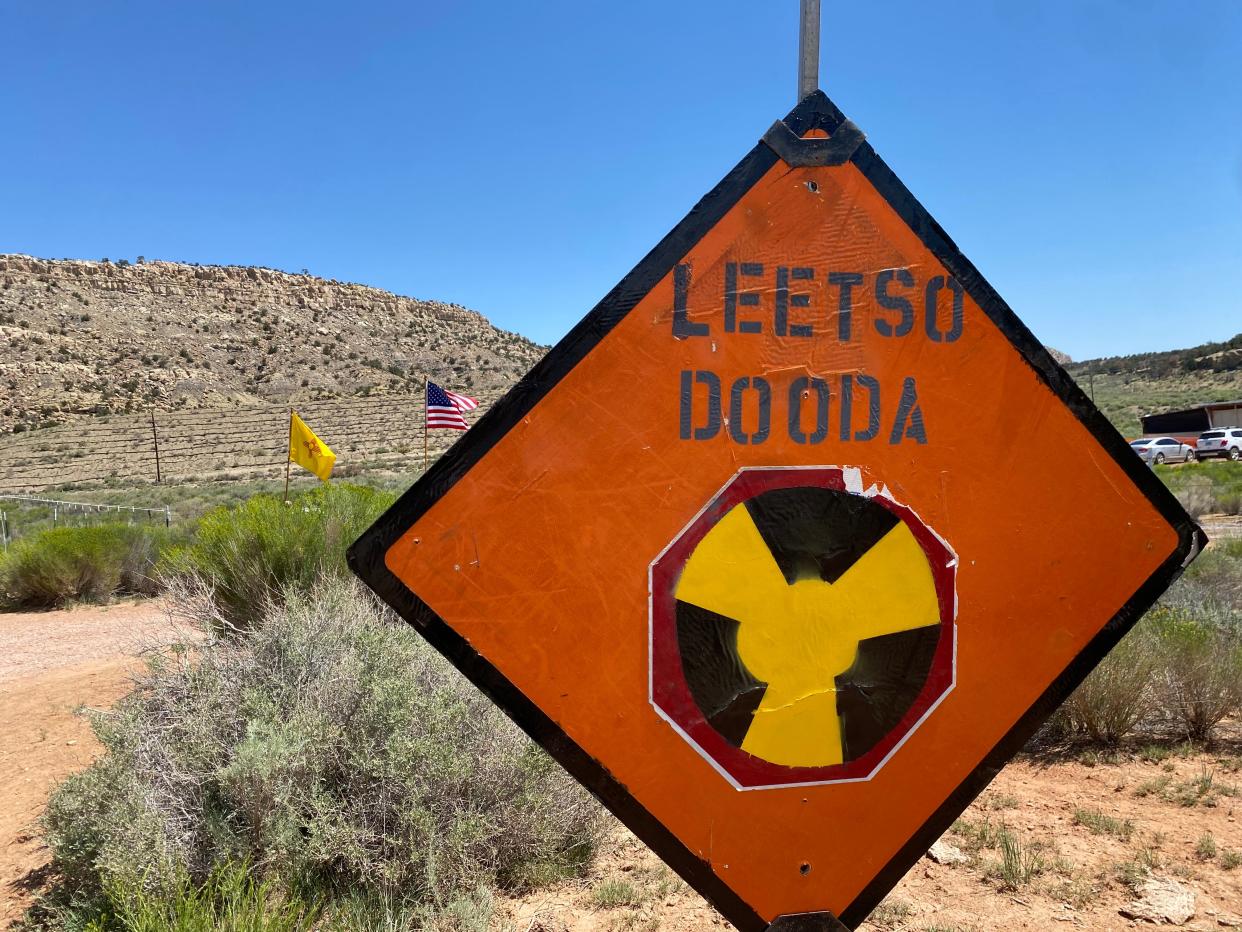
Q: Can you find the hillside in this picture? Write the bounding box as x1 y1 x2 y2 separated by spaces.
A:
0 255 543 434
1069 333 1242 379
1065 333 1242 437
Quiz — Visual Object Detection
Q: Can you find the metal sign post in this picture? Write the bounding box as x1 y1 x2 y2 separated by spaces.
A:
798 0 821 101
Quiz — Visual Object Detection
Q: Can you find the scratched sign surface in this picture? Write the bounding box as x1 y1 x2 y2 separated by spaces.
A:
349 92 1202 932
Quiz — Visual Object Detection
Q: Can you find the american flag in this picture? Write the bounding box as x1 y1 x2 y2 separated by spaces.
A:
426 381 478 430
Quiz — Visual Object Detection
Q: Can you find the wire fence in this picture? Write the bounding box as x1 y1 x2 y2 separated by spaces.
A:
0 495 174 552
1201 517 1242 541
0 391 498 495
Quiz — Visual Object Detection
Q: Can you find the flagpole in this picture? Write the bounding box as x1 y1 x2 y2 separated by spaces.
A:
284 408 292 504
423 376 429 475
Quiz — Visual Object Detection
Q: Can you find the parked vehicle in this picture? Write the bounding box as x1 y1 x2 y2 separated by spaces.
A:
1195 427 1242 461
1129 436 1196 465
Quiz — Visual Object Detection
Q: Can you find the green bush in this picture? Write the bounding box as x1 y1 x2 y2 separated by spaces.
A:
1179 540 1242 637
0 524 175 609
1053 537 1242 747
1149 605 1242 742
1159 461 1242 517
81 861 319 932
1061 619 1158 744
1175 479 1218 519
161 484 394 630
1153 543 1242 742
42 579 604 921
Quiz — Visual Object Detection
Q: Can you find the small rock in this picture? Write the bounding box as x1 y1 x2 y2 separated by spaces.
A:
926 839 969 865
1120 875 1197 926
1217 914 1242 928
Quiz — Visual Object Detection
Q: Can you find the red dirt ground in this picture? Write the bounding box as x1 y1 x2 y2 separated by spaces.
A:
0 600 184 927
499 746 1242 931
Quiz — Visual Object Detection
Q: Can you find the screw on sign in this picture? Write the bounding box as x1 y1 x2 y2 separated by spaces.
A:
349 91 1204 931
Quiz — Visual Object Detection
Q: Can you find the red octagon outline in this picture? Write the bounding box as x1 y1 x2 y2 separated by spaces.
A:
649 466 958 790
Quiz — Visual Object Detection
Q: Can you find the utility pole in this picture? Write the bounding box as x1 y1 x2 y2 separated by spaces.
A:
284 408 293 504
798 0 821 101
150 409 162 484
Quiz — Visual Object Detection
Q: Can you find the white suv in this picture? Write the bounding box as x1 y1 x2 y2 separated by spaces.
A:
1196 428 1242 461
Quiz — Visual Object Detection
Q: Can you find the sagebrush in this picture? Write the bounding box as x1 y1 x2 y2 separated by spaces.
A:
41 578 605 924
1061 620 1158 744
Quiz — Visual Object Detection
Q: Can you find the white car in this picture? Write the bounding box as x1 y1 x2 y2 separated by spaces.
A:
1195 428 1242 461
1129 436 1196 465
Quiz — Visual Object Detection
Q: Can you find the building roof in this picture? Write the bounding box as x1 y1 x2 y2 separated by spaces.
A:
1141 400 1242 418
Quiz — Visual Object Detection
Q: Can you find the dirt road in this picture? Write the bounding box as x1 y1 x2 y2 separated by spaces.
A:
0 601 183 927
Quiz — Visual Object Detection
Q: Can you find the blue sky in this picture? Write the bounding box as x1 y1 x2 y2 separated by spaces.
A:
2 1 1239 360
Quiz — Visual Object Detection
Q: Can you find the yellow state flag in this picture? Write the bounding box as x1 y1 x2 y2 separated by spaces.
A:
289 412 336 482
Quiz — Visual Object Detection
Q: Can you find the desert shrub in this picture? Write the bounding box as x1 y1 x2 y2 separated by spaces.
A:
0 524 175 609
42 579 604 919
1151 544 1242 741
1148 604 1242 742
1160 461 1242 517
1181 539 1242 613
1061 618 1159 744
161 484 393 629
1175 479 1218 519
1050 538 1242 748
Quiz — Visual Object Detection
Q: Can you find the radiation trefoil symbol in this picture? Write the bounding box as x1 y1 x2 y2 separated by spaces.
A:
650 467 957 789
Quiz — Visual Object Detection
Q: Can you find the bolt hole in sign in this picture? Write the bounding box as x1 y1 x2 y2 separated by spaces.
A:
349 92 1203 932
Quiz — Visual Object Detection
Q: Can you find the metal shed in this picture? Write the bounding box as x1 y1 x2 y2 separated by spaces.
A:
1140 400 1242 435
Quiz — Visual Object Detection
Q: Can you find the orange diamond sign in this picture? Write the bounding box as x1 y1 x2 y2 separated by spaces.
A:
350 92 1202 931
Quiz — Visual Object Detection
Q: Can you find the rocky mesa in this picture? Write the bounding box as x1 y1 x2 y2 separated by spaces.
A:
0 255 544 434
